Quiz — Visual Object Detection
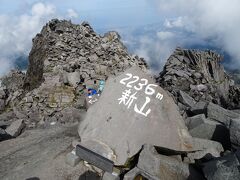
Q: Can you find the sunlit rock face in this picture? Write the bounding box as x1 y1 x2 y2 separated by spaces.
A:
78 67 193 165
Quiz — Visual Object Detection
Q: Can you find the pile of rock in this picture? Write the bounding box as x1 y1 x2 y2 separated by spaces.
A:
24 19 147 91
0 19 147 131
75 67 240 179
157 47 240 109
1 19 240 179
0 113 25 142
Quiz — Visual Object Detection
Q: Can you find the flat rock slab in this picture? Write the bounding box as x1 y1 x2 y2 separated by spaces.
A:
0 124 91 180
78 67 193 165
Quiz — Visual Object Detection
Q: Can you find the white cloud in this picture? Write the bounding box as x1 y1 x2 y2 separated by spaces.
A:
67 9 78 18
0 2 81 77
134 35 177 73
0 57 14 76
0 2 58 76
164 17 184 28
157 31 175 40
31 2 56 17
154 0 240 68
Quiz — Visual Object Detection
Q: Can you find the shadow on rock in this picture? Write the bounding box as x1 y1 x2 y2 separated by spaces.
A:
78 171 100 180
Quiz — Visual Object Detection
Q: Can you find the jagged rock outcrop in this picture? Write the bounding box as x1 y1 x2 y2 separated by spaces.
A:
0 19 147 130
156 48 240 151
24 19 147 90
157 48 240 109
1 19 240 179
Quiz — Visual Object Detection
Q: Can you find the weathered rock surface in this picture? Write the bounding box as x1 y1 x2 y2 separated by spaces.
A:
0 128 12 142
207 102 240 128
202 150 240 180
24 19 147 91
137 145 204 180
157 48 240 110
0 124 95 180
78 67 193 165
0 19 147 130
5 119 25 137
229 118 240 148
0 18 240 179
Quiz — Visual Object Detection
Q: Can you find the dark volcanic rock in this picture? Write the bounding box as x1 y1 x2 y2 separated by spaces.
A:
207 102 240 128
0 19 147 129
229 118 240 148
202 150 240 180
24 19 147 91
157 48 240 109
0 128 12 141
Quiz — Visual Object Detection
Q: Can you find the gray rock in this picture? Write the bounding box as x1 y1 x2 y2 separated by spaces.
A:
189 119 221 140
196 84 208 92
187 115 231 149
79 67 193 165
102 172 120 180
187 147 222 162
179 90 196 108
60 107 83 123
187 114 206 130
5 119 25 137
62 72 69 85
0 124 91 180
192 138 224 154
0 128 12 141
232 109 240 114
136 144 204 180
67 71 80 87
65 149 81 167
190 101 207 115
229 118 240 147
123 167 158 180
74 95 87 109
0 89 6 99
0 111 16 121
202 150 240 180
157 48 236 109
0 99 5 111
207 102 240 127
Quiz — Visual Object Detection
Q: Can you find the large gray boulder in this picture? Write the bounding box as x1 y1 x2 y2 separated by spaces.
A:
123 144 205 180
78 67 193 165
136 145 204 180
202 150 240 180
207 102 240 127
229 118 240 147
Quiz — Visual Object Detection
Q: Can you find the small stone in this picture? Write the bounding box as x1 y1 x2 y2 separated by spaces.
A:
0 99 5 111
25 96 33 103
123 167 157 180
102 172 120 180
179 90 196 108
65 149 81 167
0 128 12 141
190 101 207 115
5 119 25 137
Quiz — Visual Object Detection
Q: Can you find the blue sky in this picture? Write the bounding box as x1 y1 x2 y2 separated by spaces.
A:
0 0 240 75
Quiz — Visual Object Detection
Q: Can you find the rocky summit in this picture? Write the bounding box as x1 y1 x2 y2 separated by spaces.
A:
0 19 240 180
